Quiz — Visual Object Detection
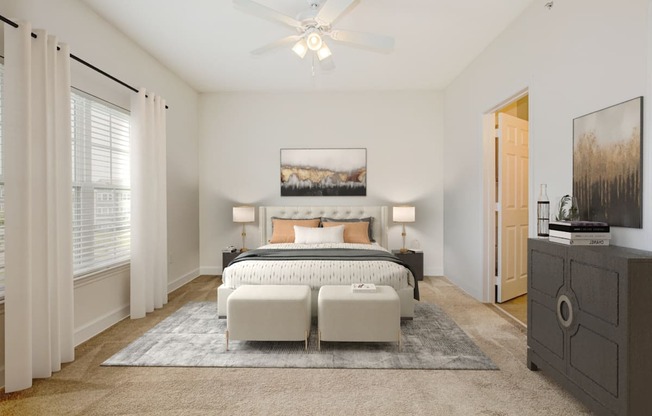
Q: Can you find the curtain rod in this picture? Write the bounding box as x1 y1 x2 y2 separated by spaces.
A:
0 14 169 109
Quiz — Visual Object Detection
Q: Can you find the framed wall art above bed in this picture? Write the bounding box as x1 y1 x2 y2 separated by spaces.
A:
280 148 367 197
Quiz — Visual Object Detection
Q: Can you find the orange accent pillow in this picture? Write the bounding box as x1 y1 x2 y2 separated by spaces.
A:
322 221 371 244
270 218 321 243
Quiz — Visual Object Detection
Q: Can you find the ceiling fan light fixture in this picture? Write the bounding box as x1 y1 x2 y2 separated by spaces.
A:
317 42 332 61
306 31 323 51
292 39 308 59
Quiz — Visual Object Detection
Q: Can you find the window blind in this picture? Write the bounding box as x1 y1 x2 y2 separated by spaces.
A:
71 90 130 277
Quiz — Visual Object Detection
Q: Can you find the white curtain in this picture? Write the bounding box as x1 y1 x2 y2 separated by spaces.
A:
130 89 168 318
4 22 74 392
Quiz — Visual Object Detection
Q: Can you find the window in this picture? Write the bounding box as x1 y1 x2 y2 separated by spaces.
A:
0 76 129 295
72 90 130 277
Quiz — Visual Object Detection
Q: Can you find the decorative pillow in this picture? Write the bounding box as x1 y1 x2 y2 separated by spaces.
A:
322 221 371 244
269 218 321 243
321 217 374 241
294 225 344 244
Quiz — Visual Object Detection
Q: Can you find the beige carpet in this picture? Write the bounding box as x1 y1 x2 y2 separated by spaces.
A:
0 276 591 415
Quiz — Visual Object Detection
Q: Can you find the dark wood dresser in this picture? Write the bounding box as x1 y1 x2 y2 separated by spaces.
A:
527 238 652 415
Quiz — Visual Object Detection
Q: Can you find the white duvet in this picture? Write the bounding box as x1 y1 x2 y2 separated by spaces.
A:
222 243 415 292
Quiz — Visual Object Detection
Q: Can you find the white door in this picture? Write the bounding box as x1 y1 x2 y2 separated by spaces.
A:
497 113 529 302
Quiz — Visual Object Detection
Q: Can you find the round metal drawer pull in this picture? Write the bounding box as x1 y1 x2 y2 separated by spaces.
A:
557 294 573 327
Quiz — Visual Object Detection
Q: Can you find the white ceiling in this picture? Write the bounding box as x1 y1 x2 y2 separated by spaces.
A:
81 0 535 93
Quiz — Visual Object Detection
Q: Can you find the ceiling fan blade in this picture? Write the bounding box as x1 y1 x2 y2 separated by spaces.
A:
233 0 303 29
251 35 302 55
315 0 359 26
329 29 394 53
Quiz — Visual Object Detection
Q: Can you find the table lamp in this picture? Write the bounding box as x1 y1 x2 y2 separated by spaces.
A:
393 206 415 253
233 206 255 252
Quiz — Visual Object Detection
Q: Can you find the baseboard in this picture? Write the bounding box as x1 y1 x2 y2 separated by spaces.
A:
0 268 203 389
73 268 200 347
200 266 221 276
446 274 484 302
168 268 200 293
425 268 444 276
74 304 129 346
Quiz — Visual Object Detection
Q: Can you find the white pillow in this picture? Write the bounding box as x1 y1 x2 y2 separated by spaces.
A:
294 225 344 244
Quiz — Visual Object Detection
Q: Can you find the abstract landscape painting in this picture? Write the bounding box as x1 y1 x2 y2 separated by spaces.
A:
280 148 367 196
573 97 643 228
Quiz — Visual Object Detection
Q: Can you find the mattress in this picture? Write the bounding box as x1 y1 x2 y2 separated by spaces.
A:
222 243 415 293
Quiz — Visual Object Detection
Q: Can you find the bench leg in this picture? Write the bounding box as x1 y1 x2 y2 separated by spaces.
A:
398 329 402 352
305 330 308 351
318 330 321 351
226 330 229 352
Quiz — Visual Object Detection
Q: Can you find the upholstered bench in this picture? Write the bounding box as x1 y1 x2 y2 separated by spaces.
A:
226 285 311 351
318 285 401 350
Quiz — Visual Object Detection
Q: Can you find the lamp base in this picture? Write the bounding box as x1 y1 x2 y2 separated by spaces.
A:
399 247 409 254
239 247 249 253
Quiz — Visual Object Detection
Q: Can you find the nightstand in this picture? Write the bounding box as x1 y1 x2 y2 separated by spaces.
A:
222 251 240 272
392 250 424 281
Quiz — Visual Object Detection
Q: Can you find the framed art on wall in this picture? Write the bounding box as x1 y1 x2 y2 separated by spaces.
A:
573 96 643 228
280 148 367 196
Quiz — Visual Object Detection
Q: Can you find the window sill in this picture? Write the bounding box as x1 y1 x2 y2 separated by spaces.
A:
74 262 130 289
0 263 130 304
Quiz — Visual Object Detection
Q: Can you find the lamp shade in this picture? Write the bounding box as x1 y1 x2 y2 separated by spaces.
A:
393 206 415 223
317 42 332 61
306 31 323 51
292 39 308 59
233 206 255 223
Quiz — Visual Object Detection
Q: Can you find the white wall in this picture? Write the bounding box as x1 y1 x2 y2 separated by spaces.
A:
199 91 444 276
444 0 651 300
0 0 200 386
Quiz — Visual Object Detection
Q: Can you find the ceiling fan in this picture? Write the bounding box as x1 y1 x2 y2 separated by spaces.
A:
233 0 395 71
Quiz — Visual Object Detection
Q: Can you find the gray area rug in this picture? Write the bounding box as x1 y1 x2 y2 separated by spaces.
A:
103 301 498 370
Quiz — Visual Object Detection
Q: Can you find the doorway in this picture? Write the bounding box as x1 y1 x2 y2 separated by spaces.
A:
482 93 529 309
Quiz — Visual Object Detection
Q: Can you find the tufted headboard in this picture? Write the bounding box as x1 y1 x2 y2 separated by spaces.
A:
260 206 388 248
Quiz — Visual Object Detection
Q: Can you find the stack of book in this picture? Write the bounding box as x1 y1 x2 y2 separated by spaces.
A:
549 221 610 246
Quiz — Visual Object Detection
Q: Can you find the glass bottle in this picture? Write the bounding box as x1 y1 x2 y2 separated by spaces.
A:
537 184 550 237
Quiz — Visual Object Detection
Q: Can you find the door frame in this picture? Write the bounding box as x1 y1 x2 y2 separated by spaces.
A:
482 88 530 303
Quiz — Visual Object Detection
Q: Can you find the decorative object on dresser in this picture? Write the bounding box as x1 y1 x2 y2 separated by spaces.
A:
233 205 255 252
554 194 579 221
280 148 367 196
527 238 652 415
548 220 610 246
393 206 415 253
573 96 643 228
392 250 424 281
537 183 550 237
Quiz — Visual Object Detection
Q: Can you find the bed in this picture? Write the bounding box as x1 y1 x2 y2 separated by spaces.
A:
217 206 417 318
